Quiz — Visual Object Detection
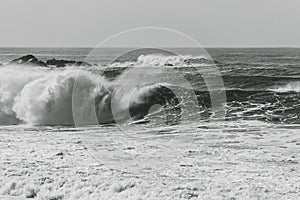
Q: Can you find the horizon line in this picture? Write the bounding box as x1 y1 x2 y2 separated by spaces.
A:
0 46 300 49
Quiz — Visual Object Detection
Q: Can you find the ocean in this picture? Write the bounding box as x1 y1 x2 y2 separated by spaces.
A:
1 47 300 125
0 48 299 199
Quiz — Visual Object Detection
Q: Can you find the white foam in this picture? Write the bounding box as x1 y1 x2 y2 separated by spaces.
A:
109 54 209 68
271 81 300 93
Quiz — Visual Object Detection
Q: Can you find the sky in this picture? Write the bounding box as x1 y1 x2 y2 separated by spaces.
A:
0 0 299 47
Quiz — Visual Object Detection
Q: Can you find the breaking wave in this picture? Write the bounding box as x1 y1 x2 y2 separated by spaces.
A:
0 65 182 126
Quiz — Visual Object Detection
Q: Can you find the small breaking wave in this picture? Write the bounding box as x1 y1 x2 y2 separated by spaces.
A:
269 81 300 93
110 54 214 68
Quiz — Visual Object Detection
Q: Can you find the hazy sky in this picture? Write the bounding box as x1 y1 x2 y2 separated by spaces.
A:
0 0 299 47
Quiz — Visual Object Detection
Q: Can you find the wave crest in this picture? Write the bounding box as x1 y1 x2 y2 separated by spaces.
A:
110 54 212 67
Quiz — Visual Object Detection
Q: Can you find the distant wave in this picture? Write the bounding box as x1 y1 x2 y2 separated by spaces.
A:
270 81 300 93
109 54 214 68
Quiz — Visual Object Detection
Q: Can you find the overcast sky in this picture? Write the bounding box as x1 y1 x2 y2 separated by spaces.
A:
0 0 299 47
